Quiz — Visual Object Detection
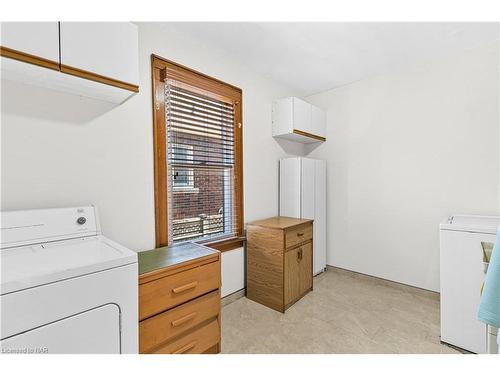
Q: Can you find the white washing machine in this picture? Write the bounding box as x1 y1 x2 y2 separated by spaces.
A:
440 214 499 353
0 206 138 354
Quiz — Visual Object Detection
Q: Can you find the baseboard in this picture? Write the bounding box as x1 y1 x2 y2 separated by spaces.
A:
439 341 473 354
326 265 439 296
314 267 327 277
221 288 245 307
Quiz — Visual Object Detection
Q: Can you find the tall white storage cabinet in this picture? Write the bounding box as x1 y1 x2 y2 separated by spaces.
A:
439 215 499 353
279 157 326 275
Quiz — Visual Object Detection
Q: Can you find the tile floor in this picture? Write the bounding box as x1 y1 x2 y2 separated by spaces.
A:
221 267 460 354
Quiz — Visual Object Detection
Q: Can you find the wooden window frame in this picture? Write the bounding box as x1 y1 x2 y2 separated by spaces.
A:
151 54 244 252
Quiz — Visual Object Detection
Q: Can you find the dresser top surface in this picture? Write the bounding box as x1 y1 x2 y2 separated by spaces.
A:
247 216 313 230
138 242 219 276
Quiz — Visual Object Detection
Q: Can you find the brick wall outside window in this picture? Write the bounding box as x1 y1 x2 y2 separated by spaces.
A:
171 133 225 221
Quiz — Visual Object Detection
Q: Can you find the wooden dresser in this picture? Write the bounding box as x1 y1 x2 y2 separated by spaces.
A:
138 243 221 354
246 216 313 312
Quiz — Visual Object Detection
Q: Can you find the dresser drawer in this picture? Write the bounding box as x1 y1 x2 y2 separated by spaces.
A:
139 290 220 353
139 260 220 320
285 223 312 249
151 318 220 354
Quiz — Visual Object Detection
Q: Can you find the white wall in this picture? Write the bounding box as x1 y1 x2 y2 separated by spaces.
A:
306 44 500 291
221 247 245 297
1 23 300 254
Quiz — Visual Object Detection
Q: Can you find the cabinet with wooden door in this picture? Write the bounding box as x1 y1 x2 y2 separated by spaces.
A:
285 242 313 306
246 216 313 312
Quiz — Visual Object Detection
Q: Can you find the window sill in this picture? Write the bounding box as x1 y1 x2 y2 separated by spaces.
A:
200 236 246 252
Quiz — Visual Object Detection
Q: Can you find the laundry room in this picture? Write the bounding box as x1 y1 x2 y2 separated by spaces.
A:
1 1 500 373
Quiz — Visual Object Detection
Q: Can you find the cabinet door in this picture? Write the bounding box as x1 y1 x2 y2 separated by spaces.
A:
313 160 327 274
280 158 301 218
292 97 312 134
301 158 316 220
60 22 139 85
311 105 326 138
0 22 59 62
285 247 301 306
284 243 313 306
299 242 313 295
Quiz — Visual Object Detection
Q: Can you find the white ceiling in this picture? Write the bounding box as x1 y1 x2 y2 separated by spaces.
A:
166 22 498 96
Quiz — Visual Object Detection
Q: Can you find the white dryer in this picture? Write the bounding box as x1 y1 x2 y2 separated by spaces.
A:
440 214 499 353
0 206 138 354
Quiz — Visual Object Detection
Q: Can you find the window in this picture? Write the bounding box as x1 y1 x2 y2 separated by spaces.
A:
152 55 243 251
171 144 195 191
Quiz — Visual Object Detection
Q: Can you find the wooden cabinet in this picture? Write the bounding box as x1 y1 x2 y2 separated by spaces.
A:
246 217 313 312
138 243 221 354
272 97 326 143
0 22 139 103
285 242 312 305
59 22 139 86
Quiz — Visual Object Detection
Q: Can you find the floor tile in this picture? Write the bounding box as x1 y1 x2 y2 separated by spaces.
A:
220 268 461 354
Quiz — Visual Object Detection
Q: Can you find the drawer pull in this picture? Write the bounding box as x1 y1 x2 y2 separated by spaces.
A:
172 341 197 354
171 312 197 327
297 232 304 237
172 281 198 294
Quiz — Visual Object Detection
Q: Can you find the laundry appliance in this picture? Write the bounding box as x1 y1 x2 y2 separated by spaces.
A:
440 215 499 353
0 206 138 354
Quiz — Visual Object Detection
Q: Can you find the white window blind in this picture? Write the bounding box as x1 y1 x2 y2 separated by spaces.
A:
165 79 238 244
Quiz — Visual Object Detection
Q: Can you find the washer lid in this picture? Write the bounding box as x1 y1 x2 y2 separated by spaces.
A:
1 236 137 295
440 215 500 234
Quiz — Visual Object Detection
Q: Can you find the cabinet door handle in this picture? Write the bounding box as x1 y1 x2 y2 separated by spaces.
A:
172 281 198 294
297 249 303 261
172 341 197 354
297 232 304 237
171 312 197 327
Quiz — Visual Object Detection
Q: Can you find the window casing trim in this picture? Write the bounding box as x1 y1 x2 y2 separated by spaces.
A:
151 54 244 250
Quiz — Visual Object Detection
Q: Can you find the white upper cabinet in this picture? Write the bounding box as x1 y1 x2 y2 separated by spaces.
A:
60 22 139 86
311 104 326 139
1 22 59 63
292 97 312 134
272 97 326 143
0 22 139 104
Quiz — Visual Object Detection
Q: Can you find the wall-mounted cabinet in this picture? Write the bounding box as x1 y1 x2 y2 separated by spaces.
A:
0 22 60 64
0 22 139 104
272 97 326 143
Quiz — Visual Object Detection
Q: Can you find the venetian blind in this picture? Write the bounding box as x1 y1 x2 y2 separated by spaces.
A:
165 78 238 244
